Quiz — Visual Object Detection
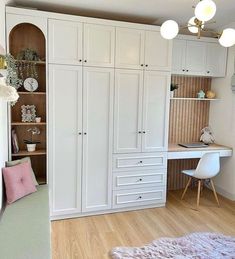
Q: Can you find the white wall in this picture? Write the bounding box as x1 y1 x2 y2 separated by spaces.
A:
209 23 235 200
0 0 8 212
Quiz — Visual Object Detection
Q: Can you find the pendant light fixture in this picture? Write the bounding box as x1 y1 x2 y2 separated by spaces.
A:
160 0 235 48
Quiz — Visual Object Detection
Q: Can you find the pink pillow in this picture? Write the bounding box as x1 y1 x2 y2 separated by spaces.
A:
2 161 37 204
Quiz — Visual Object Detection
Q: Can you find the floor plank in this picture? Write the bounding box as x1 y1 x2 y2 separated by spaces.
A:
51 189 235 259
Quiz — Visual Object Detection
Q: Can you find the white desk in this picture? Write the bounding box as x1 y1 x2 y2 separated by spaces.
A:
168 143 233 160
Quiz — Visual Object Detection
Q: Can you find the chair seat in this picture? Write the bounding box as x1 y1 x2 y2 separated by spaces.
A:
182 169 196 177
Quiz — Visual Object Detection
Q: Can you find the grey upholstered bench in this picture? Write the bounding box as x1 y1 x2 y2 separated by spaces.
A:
0 185 51 259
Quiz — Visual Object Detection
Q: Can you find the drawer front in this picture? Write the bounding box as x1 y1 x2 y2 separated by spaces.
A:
113 170 166 190
112 186 166 209
113 152 167 171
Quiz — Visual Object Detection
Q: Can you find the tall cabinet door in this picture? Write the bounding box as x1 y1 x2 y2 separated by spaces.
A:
82 67 114 213
48 19 83 65
114 69 143 153
49 65 83 217
83 23 115 67
115 28 145 69
172 39 186 75
144 31 172 71
142 71 170 152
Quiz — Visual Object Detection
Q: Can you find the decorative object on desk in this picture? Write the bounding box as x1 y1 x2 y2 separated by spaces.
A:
170 83 179 98
11 128 19 154
23 77 38 92
5 54 23 90
24 127 41 152
21 105 36 122
197 89 205 99
200 126 215 144
206 90 216 99
35 117 41 123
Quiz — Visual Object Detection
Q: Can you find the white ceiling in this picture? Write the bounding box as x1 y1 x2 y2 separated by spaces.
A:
6 0 235 30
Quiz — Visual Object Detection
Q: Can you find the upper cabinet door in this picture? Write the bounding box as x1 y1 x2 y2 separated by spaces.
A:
142 71 170 152
185 40 206 76
83 23 115 67
206 43 227 77
144 31 172 71
172 39 186 75
82 67 114 213
49 64 83 217
114 69 143 153
49 19 83 65
115 27 145 69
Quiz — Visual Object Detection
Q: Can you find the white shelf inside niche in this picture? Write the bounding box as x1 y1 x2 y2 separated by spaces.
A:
170 97 220 101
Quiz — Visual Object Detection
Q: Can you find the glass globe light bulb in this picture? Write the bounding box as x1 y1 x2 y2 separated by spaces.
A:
195 0 216 22
219 28 235 47
160 20 179 40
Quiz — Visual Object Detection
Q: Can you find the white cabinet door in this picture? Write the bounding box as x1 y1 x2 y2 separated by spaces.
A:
114 69 143 153
49 19 83 65
115 27 145 69
142 71 170 152
185 40 206 76
172 39 186 75
49 64 82 216
206 42 227 77
144 31 172 71
82 67 114 212
83 23 115 67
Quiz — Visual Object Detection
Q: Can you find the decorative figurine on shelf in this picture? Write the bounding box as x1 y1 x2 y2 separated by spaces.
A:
197 89 206 99
24 127 41 152
200 126 215 144
170 83 179 98
206 90 216 99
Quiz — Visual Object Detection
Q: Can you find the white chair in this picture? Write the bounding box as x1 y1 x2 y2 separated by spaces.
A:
181 152 220 207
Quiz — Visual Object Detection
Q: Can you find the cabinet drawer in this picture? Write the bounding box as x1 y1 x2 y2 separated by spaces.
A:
113 187 166 209
113 170 166 190
113 153 167 171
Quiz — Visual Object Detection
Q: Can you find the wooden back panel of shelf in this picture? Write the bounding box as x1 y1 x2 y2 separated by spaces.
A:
168 76 211 190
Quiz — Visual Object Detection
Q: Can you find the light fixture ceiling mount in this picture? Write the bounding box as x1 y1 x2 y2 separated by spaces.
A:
160 0 235 48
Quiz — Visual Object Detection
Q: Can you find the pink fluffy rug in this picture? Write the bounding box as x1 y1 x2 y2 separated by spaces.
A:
110 232 235 259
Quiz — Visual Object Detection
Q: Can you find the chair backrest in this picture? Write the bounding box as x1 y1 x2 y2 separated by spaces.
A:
194 152 220 179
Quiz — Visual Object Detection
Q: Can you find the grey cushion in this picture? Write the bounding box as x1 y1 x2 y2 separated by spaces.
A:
0 185 51 259
5 157 39 186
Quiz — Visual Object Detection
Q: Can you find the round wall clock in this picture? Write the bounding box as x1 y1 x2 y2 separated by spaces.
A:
23 77 38 92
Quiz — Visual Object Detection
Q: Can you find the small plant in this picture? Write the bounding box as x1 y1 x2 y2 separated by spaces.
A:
24 127 41 144
171 83 179 91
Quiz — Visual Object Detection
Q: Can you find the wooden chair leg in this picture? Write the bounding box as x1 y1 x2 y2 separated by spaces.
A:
197 180 201 208
181 177 192 200
210 179 220 207
200 180 204 196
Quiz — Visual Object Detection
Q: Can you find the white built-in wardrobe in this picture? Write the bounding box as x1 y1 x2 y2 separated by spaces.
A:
6 7 172 219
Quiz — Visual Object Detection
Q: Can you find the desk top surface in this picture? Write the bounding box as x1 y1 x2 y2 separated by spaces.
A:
168 143 232 152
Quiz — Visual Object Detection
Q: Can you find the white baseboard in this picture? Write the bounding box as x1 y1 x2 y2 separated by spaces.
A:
214 184 235 201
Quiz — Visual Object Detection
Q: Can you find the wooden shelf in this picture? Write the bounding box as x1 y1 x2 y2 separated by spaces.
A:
12 150 46 157
15 60 46 65
18 91 46 95
170 97 220 101
11 122 46 126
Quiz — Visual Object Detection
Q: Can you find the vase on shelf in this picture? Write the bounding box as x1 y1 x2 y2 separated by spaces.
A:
26 143 36 152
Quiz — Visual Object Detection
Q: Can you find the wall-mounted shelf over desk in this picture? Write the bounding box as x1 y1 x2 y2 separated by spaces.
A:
170 97 220 101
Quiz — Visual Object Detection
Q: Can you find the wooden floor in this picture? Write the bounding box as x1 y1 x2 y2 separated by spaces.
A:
51 189 235 259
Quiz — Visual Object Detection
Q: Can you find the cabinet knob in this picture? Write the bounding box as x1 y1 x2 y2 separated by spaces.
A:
79 59 82 62
78 132 82 135
145 64 148 67
139 160 143 164
142 131 146 134
141 64 144 67
186 69 189 72
138 131 142 134
182 69 185 72
207 71 210 74
139 178 142 182
84 132 87 135
84 60 87 63
137 196 142 199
